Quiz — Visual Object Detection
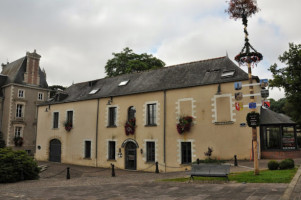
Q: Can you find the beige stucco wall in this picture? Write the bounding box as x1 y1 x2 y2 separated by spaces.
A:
35 100 98 167
35 79 262 172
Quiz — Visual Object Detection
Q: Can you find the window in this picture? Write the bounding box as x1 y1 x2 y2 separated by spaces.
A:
221 70 235 78
84 141 91 158
16 104 23 118
53 112 59 128
67 111 73 125
128 106 136 121
14 127 22 137
263 127 281 149
108 107 116 127
282 126 296 150
89 89 100 94
108 141 116 160
147 104 156 125
297 125 301 149
38 93 44 101
146 142 155 162
181 142 191 164
18 90 24 98
118 80 129 86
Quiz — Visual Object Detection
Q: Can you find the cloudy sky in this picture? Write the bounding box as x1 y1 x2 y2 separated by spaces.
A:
1 0 300 100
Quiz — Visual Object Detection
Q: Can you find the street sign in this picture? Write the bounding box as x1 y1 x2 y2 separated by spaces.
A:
246 112 260 127
260 79 269 88
235 102 244 111
235 92 243 101
249 102 257 109
263 100 270 108
261 89 269 98
234 82 242 90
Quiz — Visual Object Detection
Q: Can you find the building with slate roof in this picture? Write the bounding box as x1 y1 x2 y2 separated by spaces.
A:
35 56 300 172
0 50 49 154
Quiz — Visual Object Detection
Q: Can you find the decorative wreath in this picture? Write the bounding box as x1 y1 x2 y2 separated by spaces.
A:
177 116 193 134
235 52 263 66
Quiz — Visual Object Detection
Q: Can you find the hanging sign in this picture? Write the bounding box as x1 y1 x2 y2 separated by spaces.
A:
261 89 269 98
246 112 260 127
249 102 257 109
262 100 270 108
260 79 269 88
235 92 243 101
235 102 244 111
234 82 242 90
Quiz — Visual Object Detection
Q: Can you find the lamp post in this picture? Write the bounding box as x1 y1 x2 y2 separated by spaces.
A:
227 0 263 175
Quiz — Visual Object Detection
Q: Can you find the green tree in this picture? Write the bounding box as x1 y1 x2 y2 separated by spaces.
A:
269 43 301 124
48 85 67 98
269 98 287 114
105 47 165 77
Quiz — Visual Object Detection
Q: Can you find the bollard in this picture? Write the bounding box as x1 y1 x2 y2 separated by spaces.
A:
111 164 115 177
197 158 200 165
67 167 70 179
234 155 238 166
155 162 159 173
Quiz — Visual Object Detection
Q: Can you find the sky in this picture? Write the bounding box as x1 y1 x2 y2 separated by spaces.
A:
1 0 300 100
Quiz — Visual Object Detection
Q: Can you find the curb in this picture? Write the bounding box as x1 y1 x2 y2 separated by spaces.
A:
280 165 301 200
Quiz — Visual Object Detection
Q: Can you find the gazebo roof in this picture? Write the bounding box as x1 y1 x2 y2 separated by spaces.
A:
260 107 296 126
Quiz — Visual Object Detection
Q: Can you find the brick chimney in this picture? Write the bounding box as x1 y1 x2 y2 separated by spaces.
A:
24 49 41 85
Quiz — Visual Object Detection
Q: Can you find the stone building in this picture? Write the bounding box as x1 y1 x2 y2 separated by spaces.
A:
0 50 49 154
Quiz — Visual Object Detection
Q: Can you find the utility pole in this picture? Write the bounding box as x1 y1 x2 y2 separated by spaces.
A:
227 0 263 175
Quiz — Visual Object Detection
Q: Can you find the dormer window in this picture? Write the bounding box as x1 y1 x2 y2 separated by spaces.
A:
221 70 235 78
118 80 129 86
89 89 100 94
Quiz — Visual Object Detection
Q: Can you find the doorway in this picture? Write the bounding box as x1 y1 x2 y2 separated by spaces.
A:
49 139 61 162
125 141 137 170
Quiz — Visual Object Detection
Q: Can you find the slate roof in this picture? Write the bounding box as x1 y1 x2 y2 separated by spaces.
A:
0 56 48 88
260 107 296 125
48 56 255 104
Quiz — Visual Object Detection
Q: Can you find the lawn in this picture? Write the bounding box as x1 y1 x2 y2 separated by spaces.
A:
160 168 297 183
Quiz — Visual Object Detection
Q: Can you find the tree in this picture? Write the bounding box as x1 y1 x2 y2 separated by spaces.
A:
269 98 287 114
269 43 301 124
105 47 165 77
48 85 67 98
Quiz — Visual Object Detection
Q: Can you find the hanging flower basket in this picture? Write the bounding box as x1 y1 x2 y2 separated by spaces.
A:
124 118 136 136
176 116 193 134
14 136 23 147
64 121 73 132
235 52 263 66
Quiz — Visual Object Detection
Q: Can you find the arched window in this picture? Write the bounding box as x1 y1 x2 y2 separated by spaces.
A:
128 106 136 121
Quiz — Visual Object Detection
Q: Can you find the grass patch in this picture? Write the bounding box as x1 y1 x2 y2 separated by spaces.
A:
159 168 297 183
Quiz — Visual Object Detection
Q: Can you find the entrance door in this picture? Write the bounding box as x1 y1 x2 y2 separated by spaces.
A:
49 139 61 162
125 142 137 170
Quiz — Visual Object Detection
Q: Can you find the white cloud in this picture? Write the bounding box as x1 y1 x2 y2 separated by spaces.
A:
0 0 300 100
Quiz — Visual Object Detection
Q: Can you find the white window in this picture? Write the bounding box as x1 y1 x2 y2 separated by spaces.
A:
38 93 44 101
16 104 23 118
18 90 25 98
118 80 129 86
14 127 22 137
89 89 100 94
221 70 235 78
146 103 156 126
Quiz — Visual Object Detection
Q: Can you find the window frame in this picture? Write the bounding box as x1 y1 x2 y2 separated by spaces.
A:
16 104 24 118
53 112 59 129
84 140 92 159
18 89 25 98
38 92 44 101
146 103 156 126
108 141 116 160
108 107 117 127
146 141 155 162
181 142 192 164
66 110 73 125
14 126 22 137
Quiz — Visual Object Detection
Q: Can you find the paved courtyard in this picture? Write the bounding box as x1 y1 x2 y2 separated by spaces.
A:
0 160 300 200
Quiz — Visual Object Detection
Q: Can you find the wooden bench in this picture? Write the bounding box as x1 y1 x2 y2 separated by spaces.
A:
188 164 230 181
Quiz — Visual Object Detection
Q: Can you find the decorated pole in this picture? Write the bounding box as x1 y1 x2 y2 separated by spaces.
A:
227 0 262 175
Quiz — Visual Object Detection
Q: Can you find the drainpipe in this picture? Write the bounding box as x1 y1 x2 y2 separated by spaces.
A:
163 90 167 172
95 98 100 167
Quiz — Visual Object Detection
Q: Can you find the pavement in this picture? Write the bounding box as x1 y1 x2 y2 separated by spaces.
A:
0 159 300 200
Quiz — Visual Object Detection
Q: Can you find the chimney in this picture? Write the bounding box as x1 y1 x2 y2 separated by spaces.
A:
24 50 41 85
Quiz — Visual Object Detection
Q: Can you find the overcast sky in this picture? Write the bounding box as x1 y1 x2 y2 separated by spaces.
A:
1 0 300 100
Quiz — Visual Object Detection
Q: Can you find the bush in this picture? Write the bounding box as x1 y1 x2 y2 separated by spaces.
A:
268 160 279 170
279 159 295 170
0 148 40 183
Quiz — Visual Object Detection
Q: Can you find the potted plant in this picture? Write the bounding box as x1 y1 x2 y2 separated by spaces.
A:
14 136 23 147
64 121 73 132
124 118 136 136
176 116 193 134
